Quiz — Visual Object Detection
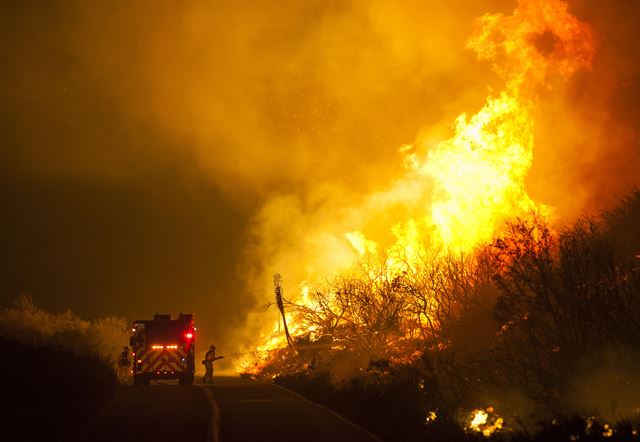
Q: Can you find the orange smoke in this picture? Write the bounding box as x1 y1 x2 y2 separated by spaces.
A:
469 0 594 88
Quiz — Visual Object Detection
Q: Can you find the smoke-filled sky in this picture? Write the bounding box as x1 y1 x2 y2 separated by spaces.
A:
1 0 639 357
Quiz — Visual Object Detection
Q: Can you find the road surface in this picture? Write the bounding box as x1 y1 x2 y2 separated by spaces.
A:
75 376 379 442
74 384 211 442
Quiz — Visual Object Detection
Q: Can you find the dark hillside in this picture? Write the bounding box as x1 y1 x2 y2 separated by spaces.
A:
0 338 116 441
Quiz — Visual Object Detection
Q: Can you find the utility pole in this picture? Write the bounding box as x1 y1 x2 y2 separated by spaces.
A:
273 273 292 347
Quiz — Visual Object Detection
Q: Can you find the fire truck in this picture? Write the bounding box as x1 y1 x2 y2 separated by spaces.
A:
129 313 196 386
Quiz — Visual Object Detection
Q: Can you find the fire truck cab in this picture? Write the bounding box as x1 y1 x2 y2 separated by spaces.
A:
130 313 196 386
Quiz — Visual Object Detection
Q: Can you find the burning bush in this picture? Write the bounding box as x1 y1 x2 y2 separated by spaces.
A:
247 189 640 440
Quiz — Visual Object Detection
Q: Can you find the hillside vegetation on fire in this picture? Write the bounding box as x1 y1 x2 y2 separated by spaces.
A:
246 190 640 441
237 1 640 439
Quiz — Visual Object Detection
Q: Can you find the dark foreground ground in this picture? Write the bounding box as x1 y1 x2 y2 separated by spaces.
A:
75 376 379 442
0 339 117 442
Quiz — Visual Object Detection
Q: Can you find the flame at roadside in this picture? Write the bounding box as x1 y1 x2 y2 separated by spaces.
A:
242 0 594 370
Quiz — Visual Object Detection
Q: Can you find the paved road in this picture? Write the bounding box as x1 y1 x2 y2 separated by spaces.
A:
74 384 211 442
75 376 379 442
208 376 378 442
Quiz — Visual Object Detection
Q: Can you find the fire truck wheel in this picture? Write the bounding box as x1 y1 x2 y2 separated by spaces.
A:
178 374 194 385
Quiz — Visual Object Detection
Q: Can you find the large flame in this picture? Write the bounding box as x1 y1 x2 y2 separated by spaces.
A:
400 91 538 252
348 0 594 256
244 0 594 369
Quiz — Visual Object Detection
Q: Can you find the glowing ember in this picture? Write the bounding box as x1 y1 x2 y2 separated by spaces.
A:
467 407 504 437
471 409 488 427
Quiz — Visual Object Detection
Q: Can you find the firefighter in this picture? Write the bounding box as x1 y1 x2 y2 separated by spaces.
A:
202 344 223 384
118 346 131 385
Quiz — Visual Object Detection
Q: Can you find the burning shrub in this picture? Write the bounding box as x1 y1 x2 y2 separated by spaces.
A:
292 267 412 360
248 189 640 441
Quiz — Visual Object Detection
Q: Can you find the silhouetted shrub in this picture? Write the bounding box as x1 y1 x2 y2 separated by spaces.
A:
0 338 116 441
0 294 128 368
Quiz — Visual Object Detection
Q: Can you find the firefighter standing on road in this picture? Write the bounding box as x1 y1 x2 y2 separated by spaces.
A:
202 344 223 384
118 346 131 385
